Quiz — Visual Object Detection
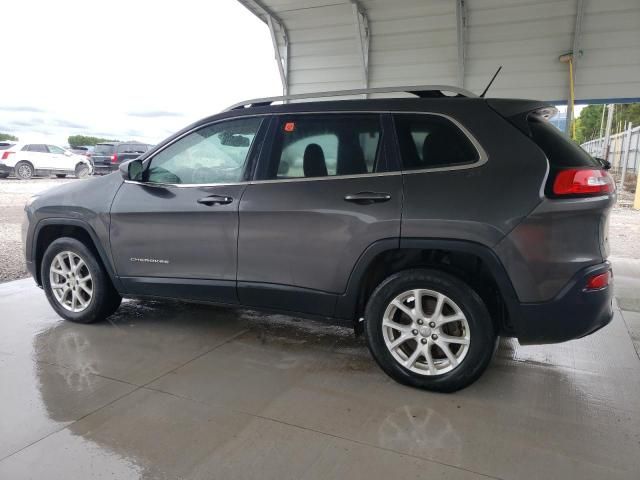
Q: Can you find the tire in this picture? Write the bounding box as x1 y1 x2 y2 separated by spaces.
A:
41 237 122 323
15 161 34 180
56 174 67 178
364 268 497 393
75 163 90 179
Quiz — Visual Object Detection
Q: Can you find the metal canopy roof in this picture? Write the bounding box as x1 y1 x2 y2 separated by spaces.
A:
238 0 640 104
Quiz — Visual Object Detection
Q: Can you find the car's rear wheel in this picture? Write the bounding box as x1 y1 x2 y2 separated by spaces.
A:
15 161 34 180
41 237 122 323
75 163 90 178
364 269 497 392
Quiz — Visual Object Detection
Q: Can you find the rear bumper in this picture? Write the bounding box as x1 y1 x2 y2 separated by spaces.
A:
0 164 12 174
515 262 613 345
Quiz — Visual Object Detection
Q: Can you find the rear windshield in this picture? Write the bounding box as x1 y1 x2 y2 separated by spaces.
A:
94 144 115 155
118 144 149 154
528 116 599 168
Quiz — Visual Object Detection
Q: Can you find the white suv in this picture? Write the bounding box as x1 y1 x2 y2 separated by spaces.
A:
0 143 92 179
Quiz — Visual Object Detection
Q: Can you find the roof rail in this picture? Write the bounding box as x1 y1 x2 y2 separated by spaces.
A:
226 85 477 111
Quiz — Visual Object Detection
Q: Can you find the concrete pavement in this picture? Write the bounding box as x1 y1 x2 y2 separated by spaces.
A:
0 258 639 479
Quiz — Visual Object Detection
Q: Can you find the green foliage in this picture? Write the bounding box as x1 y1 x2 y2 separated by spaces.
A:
68 135 119 147
576 103 640 144
0 133 18 142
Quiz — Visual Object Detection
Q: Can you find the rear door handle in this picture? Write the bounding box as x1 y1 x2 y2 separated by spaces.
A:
197 195 233 206
344 192 392 205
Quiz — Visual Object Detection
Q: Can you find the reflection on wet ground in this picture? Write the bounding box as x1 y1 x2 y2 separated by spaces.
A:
1 259 640 479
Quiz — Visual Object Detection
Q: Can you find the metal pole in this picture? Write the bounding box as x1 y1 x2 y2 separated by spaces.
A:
601 104 614 162
620 122 633 190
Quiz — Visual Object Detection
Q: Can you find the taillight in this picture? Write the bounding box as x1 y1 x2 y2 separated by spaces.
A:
585 271 611 291
1 151 14 161
110 154 118 164
552 168 614 196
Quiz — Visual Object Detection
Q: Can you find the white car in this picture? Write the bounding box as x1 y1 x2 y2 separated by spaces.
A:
0 143 93 179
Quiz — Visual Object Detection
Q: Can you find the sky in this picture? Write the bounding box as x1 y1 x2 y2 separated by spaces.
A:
1 0 282 146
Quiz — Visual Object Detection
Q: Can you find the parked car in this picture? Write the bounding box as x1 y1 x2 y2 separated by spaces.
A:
1 143 92 179
22 86 615 392
69 145 95 157
91 141 152 174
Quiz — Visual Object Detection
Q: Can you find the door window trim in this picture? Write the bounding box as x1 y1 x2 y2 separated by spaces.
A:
125 115 270 188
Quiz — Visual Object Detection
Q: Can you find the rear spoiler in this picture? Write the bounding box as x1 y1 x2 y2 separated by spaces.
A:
486 99 557 136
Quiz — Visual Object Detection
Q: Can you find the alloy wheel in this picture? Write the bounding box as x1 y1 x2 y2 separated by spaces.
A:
49 251 94 312
382 289 471 376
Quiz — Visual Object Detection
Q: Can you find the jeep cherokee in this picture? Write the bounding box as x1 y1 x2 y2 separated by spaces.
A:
22 86 615 392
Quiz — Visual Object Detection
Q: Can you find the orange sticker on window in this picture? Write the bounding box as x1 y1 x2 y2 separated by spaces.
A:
284 122 295 132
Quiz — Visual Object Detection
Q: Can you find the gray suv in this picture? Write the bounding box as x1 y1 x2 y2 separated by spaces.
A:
22 86 615 392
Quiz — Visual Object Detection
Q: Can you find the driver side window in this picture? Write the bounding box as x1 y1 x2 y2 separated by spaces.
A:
147 117 262 185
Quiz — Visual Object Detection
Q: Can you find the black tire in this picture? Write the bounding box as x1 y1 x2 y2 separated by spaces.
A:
75 163 90 178
15 161 34 180
56 174 67 178
41 237 122 323
364 268 497 393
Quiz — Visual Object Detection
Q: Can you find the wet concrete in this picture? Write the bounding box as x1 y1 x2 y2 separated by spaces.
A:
1 259 639 479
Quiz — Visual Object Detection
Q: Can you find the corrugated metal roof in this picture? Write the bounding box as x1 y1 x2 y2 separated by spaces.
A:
238 0 640 102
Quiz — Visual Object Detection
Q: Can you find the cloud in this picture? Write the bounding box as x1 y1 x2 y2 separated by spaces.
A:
0 105 45 113
10 119 44 127
127 110 183 118
51 119 87 129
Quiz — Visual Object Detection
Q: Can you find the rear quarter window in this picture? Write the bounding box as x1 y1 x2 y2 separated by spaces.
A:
528 116 599 168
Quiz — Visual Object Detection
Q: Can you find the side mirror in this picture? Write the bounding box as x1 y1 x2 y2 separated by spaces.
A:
120 159 144 181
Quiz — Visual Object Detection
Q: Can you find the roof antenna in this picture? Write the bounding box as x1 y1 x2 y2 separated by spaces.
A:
480 66 503 98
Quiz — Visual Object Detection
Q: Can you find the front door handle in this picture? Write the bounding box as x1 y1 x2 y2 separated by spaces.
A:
197 195 233 206
344 192 392 205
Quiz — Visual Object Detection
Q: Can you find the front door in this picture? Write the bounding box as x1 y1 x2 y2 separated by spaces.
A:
237 113 402 316
109 116 266 303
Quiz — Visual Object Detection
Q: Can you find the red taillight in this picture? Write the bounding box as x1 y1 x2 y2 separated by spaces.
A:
585 271 611 290
110 154 118 164
1 151 14 161
552 168 614 196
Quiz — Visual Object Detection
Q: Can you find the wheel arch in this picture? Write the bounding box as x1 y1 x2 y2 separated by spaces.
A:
32 219 121 290
336 238 522 336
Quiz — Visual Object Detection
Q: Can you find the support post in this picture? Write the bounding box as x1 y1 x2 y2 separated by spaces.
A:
567 0 584 134
601 104 614 163
456 0 467 88
351 1 370 95
620 122 633 190
266 15 289 97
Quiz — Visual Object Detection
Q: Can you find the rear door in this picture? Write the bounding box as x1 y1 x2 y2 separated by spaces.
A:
237 113 402 316
21 144 49 169
93 143 115 168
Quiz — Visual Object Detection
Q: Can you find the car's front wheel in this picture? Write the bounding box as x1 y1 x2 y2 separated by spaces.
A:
364 269 497 392
15 161 34 180
41 237 122 323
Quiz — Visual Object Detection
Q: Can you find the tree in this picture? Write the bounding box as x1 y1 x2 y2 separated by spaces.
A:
68 135 119 147
576 103 640 144
0 133 18 142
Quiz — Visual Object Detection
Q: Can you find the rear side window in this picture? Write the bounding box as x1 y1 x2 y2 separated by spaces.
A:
0 143 14 150
94 144 115 155
266 114 382 179
394 115 479 170
528 116 599 167
23 144 48 153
